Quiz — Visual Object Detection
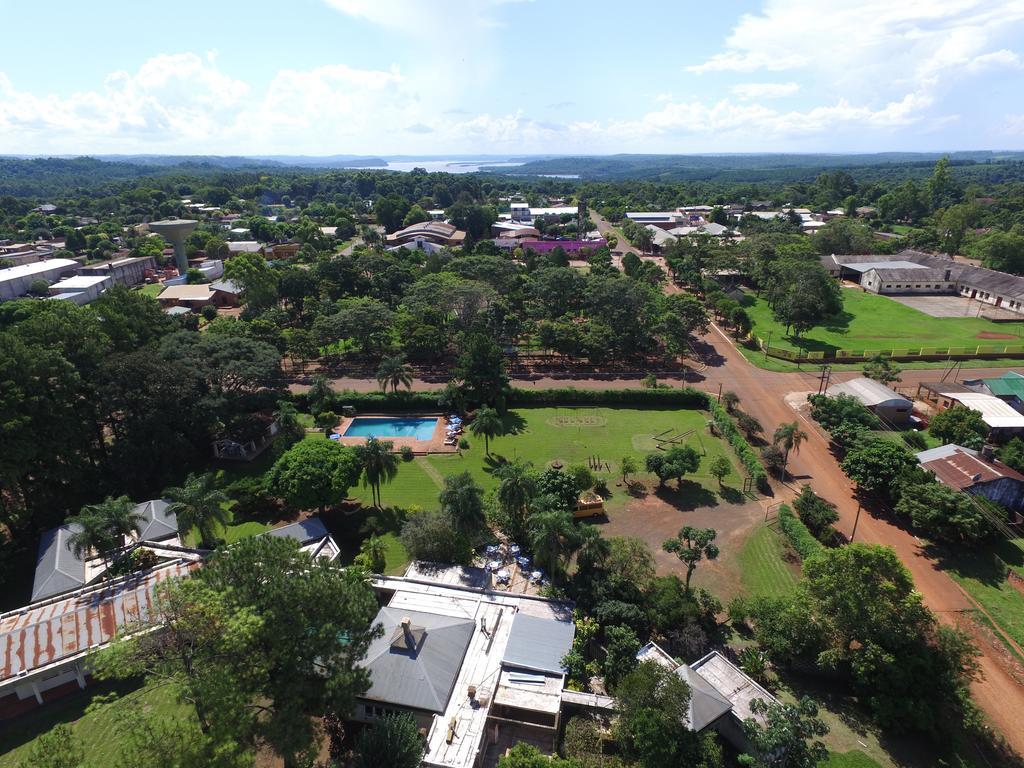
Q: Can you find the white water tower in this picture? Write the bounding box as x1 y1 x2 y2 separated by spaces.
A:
148 219 198 275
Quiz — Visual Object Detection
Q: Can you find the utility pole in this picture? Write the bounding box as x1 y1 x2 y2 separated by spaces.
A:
850 493 862 542
764 330 772 362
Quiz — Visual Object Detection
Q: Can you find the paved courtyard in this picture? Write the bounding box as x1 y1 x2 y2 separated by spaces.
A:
886 293 1023 321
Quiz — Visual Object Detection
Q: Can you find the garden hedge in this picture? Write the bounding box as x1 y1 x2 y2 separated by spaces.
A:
778 504 824 561
705 395 771 492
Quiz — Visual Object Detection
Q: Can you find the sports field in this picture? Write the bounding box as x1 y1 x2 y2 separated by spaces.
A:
744 288 1023 356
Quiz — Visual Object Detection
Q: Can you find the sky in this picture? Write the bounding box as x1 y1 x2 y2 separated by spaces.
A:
0 0 1022 156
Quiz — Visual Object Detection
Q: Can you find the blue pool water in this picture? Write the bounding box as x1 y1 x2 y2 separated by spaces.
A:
343 417 438 440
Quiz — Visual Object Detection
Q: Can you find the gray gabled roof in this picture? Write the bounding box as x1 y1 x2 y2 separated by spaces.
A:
263 517 329 545
31 524 88 602
135 499 177 541
679 664 734 731
502 613 575 674
360 607 475 713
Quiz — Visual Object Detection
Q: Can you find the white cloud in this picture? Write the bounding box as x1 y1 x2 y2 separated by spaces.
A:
323 0 528 34
730 82 800 100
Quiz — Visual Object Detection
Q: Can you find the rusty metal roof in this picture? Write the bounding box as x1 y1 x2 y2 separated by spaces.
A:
1 560 195 688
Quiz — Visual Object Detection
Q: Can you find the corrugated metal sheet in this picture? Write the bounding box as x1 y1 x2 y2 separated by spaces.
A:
827 377 910 408
1 561 195 686
502 613 574 675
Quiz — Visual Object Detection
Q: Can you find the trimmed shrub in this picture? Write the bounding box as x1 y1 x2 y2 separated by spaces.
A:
399 445 414 462
706 395 770 492
507 386 708 408
778 504 824 561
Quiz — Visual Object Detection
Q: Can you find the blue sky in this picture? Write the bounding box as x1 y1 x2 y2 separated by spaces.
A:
0 0 1022 155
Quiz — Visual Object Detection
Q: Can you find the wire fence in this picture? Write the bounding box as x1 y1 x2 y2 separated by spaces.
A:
755 335 1024 363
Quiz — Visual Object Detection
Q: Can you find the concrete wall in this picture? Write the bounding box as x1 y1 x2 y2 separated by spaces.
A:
958 284 1024 315
861 271 956 295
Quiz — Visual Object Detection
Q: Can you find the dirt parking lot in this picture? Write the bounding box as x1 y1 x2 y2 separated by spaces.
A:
598 483 765 600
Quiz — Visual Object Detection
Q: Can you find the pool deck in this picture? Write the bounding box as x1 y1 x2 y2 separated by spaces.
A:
331 413 460 454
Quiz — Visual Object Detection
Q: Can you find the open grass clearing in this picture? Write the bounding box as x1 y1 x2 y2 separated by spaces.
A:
0 679 198 768
744 287 1022 356
941 547 1024 652
737 522 801 598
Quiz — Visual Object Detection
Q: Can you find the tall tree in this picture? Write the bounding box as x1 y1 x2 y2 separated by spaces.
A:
742 697 830 768
164 473 230 548
375 355 414 394
438 471 487 539
493 458 538 540
453 333 508 409
268 439 361 514
355 438 398 508
354 713 425 768
773 422 808 480
96 536 380 765
662 526 719 592
469 406 504 455
528 507 580 579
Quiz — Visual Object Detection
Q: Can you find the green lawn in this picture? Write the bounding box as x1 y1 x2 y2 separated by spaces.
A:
0 680 198 767
212 408 743 564
825 750 885 768
737 523 801 598
744 287 1024 356
138 283 163 297
334 407 741 513
943 547 1024 652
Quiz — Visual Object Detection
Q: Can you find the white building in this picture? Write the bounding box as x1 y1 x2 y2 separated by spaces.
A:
0 259 80 301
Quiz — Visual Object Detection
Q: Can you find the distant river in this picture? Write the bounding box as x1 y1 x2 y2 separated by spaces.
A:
353 159 525 174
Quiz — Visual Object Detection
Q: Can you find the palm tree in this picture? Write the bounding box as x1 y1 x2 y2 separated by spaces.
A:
357 535 387 573
528 507 580 580
469 407 504 456
494 459 537 539
65 509 119 575
164 473 230 549
274 400 302 438
91 495 145 544
773 422 808 481
574 523 610 574
376 355 414 395
356 438 398 508
438 472 486 539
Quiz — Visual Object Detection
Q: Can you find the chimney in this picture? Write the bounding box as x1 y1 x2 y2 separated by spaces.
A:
401 616 413 646
944 269 951 282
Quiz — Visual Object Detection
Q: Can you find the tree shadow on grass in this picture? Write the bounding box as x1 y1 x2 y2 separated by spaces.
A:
924 543 1010 588
654 482 719 511
821 310 855 334
501 410 527 436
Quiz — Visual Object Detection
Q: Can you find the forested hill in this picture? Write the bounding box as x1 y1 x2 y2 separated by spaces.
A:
502 152 1024 183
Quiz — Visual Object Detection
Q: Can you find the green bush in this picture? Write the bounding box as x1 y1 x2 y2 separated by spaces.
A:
507 386 708 408
778 504 824 561
706 395 770 492
399 445 414 462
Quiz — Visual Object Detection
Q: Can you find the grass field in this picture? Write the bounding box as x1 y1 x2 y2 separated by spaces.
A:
737 522 801 598
824 750 885 768
942 546 1024 651
744 287 1022 356
138 283 162 297
213 407 743 570
357 406 741 513
0 680 197 767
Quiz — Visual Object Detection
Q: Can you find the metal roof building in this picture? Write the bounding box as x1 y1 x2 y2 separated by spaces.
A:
916 444 1024 511
827 377 910 408
2 560 198 707
0 258 80 301
827 376 913 426
502 613 575 675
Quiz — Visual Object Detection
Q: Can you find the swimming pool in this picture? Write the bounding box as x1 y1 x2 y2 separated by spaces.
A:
343 417 439 441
